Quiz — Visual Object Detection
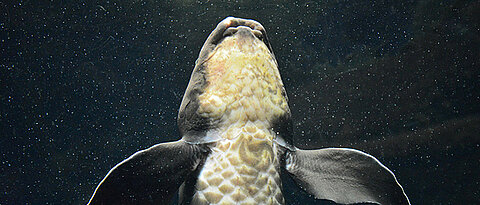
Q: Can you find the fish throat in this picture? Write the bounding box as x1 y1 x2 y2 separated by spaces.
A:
192 31 289 204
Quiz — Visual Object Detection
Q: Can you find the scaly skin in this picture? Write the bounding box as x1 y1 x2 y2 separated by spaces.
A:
192 122 283 204
191 26 289 204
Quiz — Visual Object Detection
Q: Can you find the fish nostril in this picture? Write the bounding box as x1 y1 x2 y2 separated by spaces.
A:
224 27 238 37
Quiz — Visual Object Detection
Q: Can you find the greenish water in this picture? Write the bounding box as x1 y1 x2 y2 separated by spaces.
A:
1 0 478 204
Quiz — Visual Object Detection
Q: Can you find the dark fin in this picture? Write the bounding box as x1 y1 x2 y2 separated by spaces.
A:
88 140 209 205
284 148 410 205
178 158 205 205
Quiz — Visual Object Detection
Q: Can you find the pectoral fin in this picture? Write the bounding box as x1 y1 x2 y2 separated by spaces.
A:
284 148 410 205
88 140 209 205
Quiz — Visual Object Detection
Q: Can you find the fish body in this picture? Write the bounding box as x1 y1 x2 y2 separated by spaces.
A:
88 17 410 205
178 19 288 204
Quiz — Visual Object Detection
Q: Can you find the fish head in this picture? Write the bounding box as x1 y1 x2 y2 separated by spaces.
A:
178 17 292 148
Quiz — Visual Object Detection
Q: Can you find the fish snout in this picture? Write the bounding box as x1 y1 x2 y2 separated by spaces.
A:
198 17 273 59
221 17 265 41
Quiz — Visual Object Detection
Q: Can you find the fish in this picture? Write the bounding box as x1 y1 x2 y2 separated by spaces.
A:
88 17 410 205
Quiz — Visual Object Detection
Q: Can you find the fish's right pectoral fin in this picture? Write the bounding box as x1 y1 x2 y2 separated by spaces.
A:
284 147 410 205
88 140 209 205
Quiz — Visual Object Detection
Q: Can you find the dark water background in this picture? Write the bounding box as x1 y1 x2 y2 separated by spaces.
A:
1 0 479 204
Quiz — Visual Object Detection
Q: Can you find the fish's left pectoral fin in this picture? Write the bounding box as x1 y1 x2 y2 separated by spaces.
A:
284 148 410 205
88 140 209 205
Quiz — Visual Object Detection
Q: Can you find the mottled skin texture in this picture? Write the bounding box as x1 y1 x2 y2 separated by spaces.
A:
185 18 289 204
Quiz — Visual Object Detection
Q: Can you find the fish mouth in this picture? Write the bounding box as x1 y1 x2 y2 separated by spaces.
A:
196 17 274 63
220 18 272 51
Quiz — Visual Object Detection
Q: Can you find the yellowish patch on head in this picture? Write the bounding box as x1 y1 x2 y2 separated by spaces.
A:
197 33 289 133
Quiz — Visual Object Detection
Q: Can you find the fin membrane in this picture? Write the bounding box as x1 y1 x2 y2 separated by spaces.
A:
88 140 208 205
284 148 410 205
